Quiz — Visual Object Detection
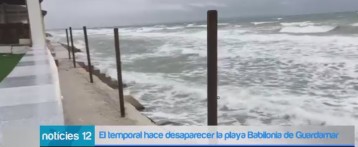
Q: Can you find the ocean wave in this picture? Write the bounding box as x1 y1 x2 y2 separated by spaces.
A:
186 24 195 27
351 23 358 27
73 40 86 50
166 26 185 30
280 25 337 33
251 21 277 25
219 23 230 26
279 21 338 33
153 25 167 28
50 17 358 142
87 28 114 35
280 21 315 27
197 24 207 27
136 27 165 32
186 24 207 28
136 23 210 30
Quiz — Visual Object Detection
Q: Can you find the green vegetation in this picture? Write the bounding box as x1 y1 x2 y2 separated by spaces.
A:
0 53 24 82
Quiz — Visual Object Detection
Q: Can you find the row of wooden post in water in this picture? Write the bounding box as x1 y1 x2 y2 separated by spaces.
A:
63 10 219 126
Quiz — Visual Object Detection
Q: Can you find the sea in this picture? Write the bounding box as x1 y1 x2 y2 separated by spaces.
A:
48 11 357 141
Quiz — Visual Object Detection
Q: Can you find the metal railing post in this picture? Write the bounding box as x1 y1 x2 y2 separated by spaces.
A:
114 28 125 117
83 26 94 83
207 10 218 126
65 29 71 59
69 27 76 68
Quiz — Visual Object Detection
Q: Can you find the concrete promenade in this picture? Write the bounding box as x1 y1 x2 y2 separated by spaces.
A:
52 41 154 125
0 42 154 146
0 47 64 147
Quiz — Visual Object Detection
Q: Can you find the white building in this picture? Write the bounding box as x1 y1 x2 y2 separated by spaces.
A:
0 0 64 146
0 0 46 48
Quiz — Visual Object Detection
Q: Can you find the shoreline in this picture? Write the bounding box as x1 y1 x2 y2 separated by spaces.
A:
58 42 195 126
58 42 158 125
60 43 126 89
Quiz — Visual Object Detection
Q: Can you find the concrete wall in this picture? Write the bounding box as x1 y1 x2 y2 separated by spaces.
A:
26 0 46 49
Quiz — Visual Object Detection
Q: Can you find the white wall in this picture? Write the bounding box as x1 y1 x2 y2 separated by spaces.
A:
26 0 46 49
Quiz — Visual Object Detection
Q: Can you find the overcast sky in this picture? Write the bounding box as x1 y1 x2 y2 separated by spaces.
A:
42 0 358 29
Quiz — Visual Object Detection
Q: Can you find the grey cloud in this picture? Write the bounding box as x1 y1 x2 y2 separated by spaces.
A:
42 0 358 29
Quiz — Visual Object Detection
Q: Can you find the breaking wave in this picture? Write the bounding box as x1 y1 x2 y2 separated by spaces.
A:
279 21 337 33
351 23 358 27
49 15 358 143
251 21 277 25
280 25 338 33
281 21 315 27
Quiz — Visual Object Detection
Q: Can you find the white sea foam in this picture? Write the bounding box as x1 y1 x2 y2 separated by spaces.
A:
186 24 207 28
166 26 185 30
280 25 337 33
279 21 337 33
87 28 116 35
251 21 276 25
280 21 315 27
351 23 358 27
73 40 86 50
46 35 62 43
186 24 195 27
197 24 207 27
136 27 164 32
50 21 358 139
218 23 229 26
154 25 166 28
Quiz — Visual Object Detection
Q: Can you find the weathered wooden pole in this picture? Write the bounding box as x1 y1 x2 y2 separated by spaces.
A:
69 27 76 68
83 26 94 83
207 10 218 126
65 29 71 59
114 28 125 117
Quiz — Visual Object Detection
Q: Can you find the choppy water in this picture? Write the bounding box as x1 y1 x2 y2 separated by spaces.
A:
49 12 357 140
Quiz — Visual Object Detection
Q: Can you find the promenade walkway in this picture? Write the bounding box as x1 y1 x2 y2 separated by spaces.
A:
0 42 154 147
0 47 64 147
52 42 154 125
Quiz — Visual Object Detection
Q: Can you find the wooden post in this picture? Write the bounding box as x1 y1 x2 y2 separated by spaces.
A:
65 29 71 59
83 26 94 83
69 27 76 68
207 10 218 126
114 28 125 117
